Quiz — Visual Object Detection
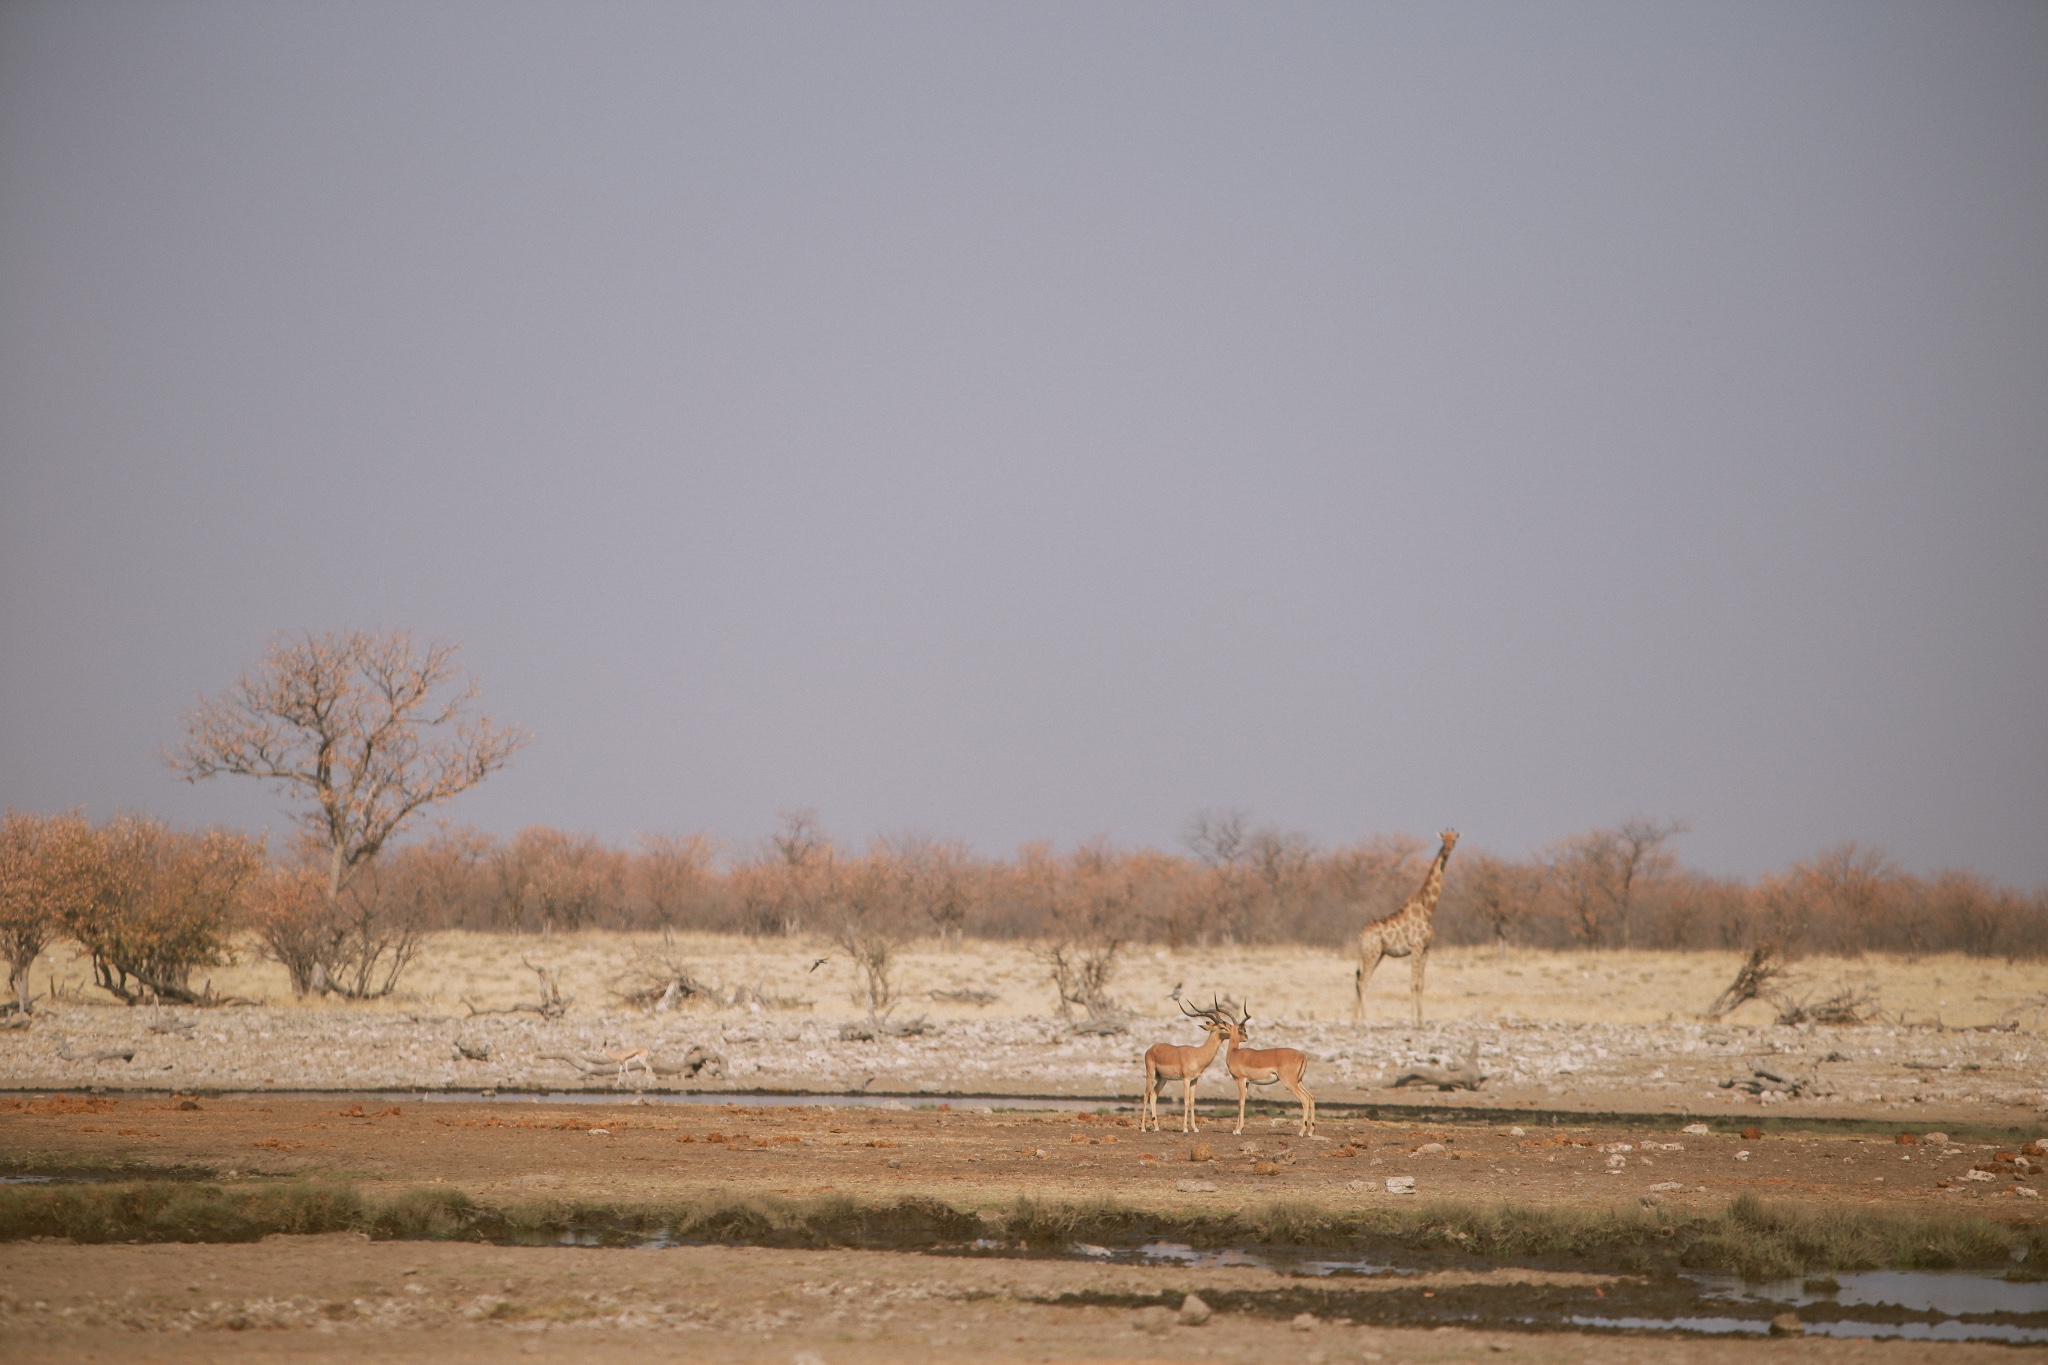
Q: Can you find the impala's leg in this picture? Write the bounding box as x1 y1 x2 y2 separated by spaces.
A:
1410 951 1428 1027
1233 1076 1249 1135
1141 1061 1157 1132
1287 1073 1316 1137
1182 1076 1198 1132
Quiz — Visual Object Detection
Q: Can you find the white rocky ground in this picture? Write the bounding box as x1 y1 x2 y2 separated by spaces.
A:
5 1006 2042 1121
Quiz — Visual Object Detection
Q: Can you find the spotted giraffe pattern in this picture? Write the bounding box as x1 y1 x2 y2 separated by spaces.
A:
1353 830 1459 1026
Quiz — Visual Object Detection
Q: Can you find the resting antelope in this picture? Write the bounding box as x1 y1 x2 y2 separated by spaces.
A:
1140 998 1228 1132
1219 1003 1315 1137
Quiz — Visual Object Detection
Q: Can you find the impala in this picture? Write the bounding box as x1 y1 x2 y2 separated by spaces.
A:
1219 1003 1316 1137
1140 997 1229 1132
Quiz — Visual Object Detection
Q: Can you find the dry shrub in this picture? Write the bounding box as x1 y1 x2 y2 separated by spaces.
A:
66 817 260 1005
0 810 99 1012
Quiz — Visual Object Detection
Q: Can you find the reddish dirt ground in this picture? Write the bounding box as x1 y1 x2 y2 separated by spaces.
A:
4 1093 2043 1214
5 1094 2044 1362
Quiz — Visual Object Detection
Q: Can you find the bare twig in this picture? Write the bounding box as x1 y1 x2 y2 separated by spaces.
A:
1706 942 1786 1020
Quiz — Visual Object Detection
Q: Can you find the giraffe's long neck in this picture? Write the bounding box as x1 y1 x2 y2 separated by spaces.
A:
1403 838 1456 921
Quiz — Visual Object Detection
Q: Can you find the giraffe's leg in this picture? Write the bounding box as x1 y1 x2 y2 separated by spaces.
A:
1410 952 1428 1027
1354 949 1383 1026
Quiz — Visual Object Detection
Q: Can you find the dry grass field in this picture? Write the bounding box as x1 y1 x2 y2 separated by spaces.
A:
34 932 2048 1031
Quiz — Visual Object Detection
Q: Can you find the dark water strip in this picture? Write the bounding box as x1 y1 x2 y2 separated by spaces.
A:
6 1085 2035 1141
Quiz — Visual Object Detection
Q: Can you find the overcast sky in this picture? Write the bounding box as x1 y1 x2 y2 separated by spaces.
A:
2 2 2044 885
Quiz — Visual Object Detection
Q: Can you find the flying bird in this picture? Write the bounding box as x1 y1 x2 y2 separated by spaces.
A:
808 957 830 973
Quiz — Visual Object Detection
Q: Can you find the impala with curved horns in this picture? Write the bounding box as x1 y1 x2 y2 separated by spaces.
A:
1219 1002 1316 1137
1140 995 1229 1132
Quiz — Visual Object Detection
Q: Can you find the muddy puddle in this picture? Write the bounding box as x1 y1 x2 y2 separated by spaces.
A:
1053 1264 2048 1343
483 1214 2048 1343
198 1089 1121 1113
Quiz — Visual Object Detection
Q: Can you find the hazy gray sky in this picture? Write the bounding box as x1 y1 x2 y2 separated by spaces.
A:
2 2 2044 884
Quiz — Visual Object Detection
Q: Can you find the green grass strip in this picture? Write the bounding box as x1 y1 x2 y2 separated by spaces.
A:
2 1181 2040 1280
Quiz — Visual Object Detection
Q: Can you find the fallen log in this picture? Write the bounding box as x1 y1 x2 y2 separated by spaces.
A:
1390 1051 1486 1091
538 1046 725 1081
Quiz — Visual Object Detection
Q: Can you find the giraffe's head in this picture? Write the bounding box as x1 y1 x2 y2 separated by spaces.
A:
1439 829 1460 850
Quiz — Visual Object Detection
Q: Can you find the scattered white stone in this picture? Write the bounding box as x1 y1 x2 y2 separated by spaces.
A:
1649 1181 1686 1192
1509 1126 1525 1137
1175 1180 1218 1193
1385 1176 1417 1194
2016 1187 2039 1199
1735 1150 1751 1161
1682 1123 1710 1136
1960 1169 1997 1182
1179 1294 1212 1326
587 1128 610 1136
1415 1142 1446 1154
1920 1132 1950 1146
1291 1312 1318 1331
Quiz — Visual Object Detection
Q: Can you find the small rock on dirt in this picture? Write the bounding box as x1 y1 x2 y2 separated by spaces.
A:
1385 1175 1416 1194
1682 1123 1709 1135
1921 1132 1950 1146
1291 1312 1318 1330
1175 1179 1218 1193
1769 1311 1805 1336
1179 1293 1212 1326
1133 1305 1174 1335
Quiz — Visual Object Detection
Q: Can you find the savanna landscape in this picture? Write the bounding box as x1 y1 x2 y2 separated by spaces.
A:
4 628 2046 1363
9 3 2048 1360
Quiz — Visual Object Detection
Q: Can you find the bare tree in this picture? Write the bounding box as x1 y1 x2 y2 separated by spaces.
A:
243 859 334 996
731 809 833 938
166 630 528 924
1544 818 1687 949
884 833 976 946
1029 842 1137 1030
825 850 914 1020
491 827 624 931
633 832 720 929
1457 853 1541 960
1609 818 1688 949
1184 810 1253 868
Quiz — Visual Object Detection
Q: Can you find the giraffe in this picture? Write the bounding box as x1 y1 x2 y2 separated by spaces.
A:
1352 829 1459 1026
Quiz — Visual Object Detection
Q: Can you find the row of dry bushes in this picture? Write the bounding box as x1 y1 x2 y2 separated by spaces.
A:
344 813 2045 960
5 810 2045 1011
